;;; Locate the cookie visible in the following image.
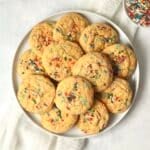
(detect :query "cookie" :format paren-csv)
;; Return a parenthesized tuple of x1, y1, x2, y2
(53, 13, 89, 42)
(101, 78, 133, 113)
(42, 41, 83, 81)
(41, 106, 78, 133)
(79, 23, 119, 53)
(77, 100, 109, 134)
(55, 76, 94, 115)
(29, 22, 55, 56)
(103, 44, 130, 78)
(17, 49, 45, 77)
(126, 46, 137, 77)
(17, 75, 55, 113)
(72, 52, 113, 92)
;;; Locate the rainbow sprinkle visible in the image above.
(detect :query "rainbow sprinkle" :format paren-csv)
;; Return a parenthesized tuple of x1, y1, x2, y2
(125, 0, 150, 27)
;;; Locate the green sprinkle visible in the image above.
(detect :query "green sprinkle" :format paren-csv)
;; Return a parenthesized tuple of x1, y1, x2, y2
(104, 93, 114, 103)
(21, 94, 25, 99)
(89, 109, 95, 113)
(83, 34, 88, 43)
(56, 110, 62, 118)
(118, 50, 124, 54)
(57, 92, 62, 96)
(64, 56, 67, 61)
(32, 99, 36, 104)
(28, 59, 42, 72)
(56, 28, 61, 32)
(107, 93, 113, 99)
(104, 70, 108, 73)
(37, 45, 41, 49)
(55, 118, 59, 122)
(115, 44, 120, 49)
(66, 33, 73, 41)
(80, 96, 88, 106)
(73, 82, 78, 91)
(94, 74, 100, 79)
(61, 96, 66, 103)
(118, 109, 122, 112)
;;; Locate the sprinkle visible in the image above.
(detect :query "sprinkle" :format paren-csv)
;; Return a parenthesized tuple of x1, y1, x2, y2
(80, 97, 88, 106)
(24, 88, 28, 93)
(106, 93, 113, 99)
(83, 34, 88, 43)
(43, 103, 48, 107)
(66, 106, 70, 110)
(56, 110, 62, 118)
(64, 56, 67, 61)
(56, 28, 62, 33)
(73, 82, 78, 91)
(104, 93, 114, 103)
(66, 33, 73, 41)
(67, 93, 76, 102)
(28, 59, 44, 72)
(89, 43, 94, 48)
(57, 92, 62, 96)
(32, 99, 37, 104)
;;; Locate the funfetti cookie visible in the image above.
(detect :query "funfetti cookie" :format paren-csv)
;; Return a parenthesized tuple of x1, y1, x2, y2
(79, 23, 119, 53)
(77, 100, 109, 134)
(17, 49, 45, 77)
(41, 106, 78, 133)
(17, 75, 55, 113)
(55, 76, 94, 115)
(42, 41, 83, 81)
(53, 13, 89, 42)
(29, 22, 55, 56)
(101, 77, 133, 113)
(72, 52, 113, 92)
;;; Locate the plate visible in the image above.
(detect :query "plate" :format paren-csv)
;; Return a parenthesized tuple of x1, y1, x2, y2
(12, 10, 140, 139)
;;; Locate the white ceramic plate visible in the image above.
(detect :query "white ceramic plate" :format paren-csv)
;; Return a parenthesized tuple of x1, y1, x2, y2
(12, 10, 140, 139)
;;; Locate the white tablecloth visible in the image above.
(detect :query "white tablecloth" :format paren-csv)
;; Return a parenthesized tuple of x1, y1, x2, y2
(0, 0, 150, 150)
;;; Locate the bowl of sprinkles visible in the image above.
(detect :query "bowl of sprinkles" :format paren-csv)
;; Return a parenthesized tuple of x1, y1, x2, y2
(124, 0, 150, 27)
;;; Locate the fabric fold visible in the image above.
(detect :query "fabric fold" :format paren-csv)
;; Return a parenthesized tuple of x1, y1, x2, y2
(56, 138, 86, 150)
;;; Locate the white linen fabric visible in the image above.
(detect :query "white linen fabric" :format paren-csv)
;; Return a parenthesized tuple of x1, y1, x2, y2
(1, 0, 149, 150)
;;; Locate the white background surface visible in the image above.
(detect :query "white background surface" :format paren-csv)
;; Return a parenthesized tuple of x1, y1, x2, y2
(0, 0, 150, 150)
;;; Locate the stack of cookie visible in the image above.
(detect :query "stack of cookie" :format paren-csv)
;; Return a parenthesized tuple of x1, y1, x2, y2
(17, 13, 137, 135)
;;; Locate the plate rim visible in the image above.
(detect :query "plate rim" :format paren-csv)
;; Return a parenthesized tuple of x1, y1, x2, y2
(11, 9, 140, 139)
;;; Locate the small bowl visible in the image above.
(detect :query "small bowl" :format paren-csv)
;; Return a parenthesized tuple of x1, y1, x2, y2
(123, 0, 150, 28)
